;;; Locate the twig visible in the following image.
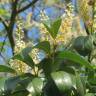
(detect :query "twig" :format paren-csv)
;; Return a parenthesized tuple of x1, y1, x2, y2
(0, 16, 8, 31)
(0, 35, 7, 63)
(17, 0, 39, 14)
(53, 4, 65, 9)
(0, 53, 7, 63)
(0, 34, 7, 53)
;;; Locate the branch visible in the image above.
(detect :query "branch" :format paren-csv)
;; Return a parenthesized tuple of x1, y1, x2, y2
(53, 4, 65, 9)
(7, 0, 18, 55)
(0, 35, 7, 63)
(17, 0, 39, 14)
(6, 0, 39, 54)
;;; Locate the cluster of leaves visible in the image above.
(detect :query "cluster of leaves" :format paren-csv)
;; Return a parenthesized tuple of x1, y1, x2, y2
(0, 18, 95, 96)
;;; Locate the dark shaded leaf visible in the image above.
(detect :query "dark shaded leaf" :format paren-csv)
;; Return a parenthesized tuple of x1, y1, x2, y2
(0, 65, 16, 73)
(73, 36, 93, 56)
(34, 41, 51, 54)
(43, 79, 61, 96)
(39, 58, 53, 79)
(57, 51, 93, 69)
(4, 73, 34, 92)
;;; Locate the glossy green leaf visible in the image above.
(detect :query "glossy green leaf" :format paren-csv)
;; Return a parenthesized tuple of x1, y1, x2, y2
(76, 73, 85, 96)
(51, 71, 73, 93)
(0, 65, 16, 73)
(32, 78, 43, 95)
(44, 18, 62, 39)
(0, 77, 7, 91)
(57, 51, 93, 69)
(27, 82, 36, 96)
(27, 77, 43, 96)
(51, 18, 62, 39)
(5, 73, 34, 92)
(34, 41, 51, 54)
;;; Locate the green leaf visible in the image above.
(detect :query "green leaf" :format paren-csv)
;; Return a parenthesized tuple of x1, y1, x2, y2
(32, 78, 43, 95)
(0, 65, 16, 73)
(34, 41, 51, 54)
(57, 51, 93, 69)
(10, 89, 29, 96)
(13, 41, 50, 68)
(84, 36, 93, 52)
(13, 46, 35, 68)
(51, 71, 73, 93)
(73, 36, 85, 51)
(21, 47, 35, 67)
(44, 79, 61, 96)
(44, 18, 62, 39)
(0, 9, 8, 16)
(85, 93, 95, 96)
(27, 78, 43, 96)
(76, 73, 85, 96)
(43, 23, 52, 35)
(87, 70, 96, 85)
(39, 58, 53, 79)
(5, 73, 34, 92)
(0, 9, 10, 19)
(39, 54, 64, 79)
(73, 36, 93, 56)
(51, 18, 62, 39)
(27, 82, 36, 96)
(0, 77, 7, 91)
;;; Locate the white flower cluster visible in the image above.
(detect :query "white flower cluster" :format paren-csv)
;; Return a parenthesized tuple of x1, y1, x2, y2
(9, 20, 29, 74)
(29, 48, 40, 64)
(9, 59, 30, 74)
(14, 20, 26, 54)
(39, 10, 49, 22)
